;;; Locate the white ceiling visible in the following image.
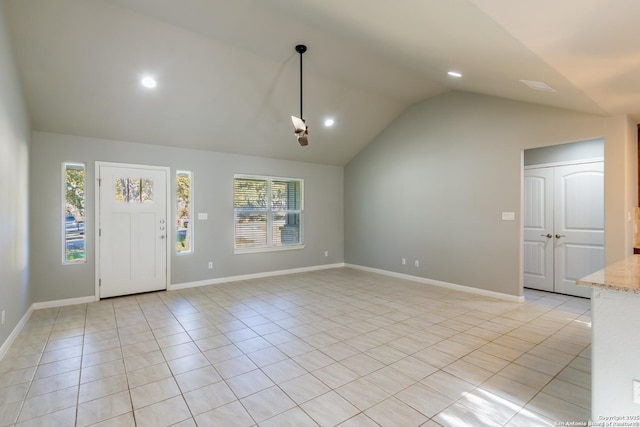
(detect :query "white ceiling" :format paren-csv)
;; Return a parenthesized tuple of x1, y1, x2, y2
(4, 0, 639, 165)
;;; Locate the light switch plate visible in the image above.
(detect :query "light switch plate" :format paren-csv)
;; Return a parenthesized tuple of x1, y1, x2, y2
(197, 213, 208, 220)
(502, 212, 515, 221)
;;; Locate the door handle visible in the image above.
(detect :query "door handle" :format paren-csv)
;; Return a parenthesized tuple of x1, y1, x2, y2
(540, 234, 552, 238)
(160, 235, 165, 239)
(555, 234, 566, 239)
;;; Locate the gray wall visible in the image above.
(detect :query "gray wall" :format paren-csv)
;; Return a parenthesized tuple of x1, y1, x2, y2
(0, 3, 31, 347)
(344, 91, 635, 297)
(30, 132, 344, 302)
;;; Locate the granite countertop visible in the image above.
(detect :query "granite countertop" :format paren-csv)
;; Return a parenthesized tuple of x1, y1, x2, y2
(577, 255, 640, 294)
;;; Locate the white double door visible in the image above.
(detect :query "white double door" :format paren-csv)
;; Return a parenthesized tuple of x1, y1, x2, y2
(97, 163, 169, 298)
(523, 162, 604, 298)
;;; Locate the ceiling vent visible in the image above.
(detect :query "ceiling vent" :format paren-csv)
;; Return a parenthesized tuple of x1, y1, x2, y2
(520, 80, 556, 92)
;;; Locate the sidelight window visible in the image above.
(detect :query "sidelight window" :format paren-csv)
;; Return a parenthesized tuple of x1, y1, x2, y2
(63, 162, 86, 264)
(176, 171, 192, 253)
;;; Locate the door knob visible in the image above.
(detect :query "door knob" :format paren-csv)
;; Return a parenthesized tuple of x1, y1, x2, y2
(540, 234, 552, 238)
(160, 235, 165, 239)
(555, 234, 566, 238)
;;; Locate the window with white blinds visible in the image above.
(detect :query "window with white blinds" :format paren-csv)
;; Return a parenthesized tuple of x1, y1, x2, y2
(234, 175, 303, 251)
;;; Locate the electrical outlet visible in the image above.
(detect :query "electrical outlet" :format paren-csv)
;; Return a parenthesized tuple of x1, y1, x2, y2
(402, 258, 406, 265)
(633, 379, 640, 404)
(414, 260, 420, 267)
(208, 261, 213, 269)
(1, 310, 4, 325)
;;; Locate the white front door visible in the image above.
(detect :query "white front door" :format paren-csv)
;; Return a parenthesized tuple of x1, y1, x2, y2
(97, 163, 169, 298)
(553, 163, 605, 298)
(523, 162, 604, 298)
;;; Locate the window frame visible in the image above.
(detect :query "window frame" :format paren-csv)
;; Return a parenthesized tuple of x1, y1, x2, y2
(176, 170, 193, 255)
(62, 162, 87, 265)
(233, 174, 304, 254)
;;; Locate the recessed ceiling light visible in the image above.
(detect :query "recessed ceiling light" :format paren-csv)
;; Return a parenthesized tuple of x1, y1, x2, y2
(447, 71, 462, 78)
(324, 118, 335, 127)
(140, 75, 157, 89)
(520, 79, 556, 92)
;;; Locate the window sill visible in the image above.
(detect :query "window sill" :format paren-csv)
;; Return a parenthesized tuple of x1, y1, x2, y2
(234, 244, 305, 255)
(63, 260, 87, 265)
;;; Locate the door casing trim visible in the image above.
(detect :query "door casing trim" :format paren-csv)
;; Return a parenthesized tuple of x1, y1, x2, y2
(94, 161, 171, 300)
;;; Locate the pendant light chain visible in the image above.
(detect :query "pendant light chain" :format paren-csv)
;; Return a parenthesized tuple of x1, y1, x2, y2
(295, 44, 307, 121)
(299, 49, 303, 120)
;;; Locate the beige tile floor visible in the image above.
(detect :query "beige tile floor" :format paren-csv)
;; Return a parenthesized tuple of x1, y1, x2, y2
(0, 268, 592, 426)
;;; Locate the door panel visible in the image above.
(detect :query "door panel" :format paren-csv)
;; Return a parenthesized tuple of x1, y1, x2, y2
(132, 212, 158, 279)
(98, 164, 168, 298)
(111, 212, 131, 281)
(554, 163, 604, 298)
(564, 244, 605, 280)
(523, 168, 554, 292)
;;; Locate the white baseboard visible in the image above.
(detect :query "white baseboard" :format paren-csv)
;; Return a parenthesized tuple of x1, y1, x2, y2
(0, 305, 34, 362)
(345, 263, 524, 303)
(169, 263, 347, 291)
(1, 295, 100, 361)
(32, 296, 97, 310)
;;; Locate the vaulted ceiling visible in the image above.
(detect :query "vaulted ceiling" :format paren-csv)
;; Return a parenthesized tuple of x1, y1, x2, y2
(4, 0, 639, 165)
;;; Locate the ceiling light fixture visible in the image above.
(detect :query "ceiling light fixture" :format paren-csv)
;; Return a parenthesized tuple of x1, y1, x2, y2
(324, 118, 334, 127)
(140, 75, 157, 89)
(447, 71, 462, 78)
